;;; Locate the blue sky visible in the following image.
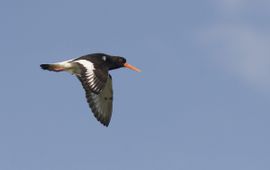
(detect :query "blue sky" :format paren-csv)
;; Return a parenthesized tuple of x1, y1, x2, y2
(1, 0, 270, 169)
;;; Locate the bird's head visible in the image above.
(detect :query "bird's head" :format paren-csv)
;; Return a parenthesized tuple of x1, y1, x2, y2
(106, 55, 141, 72)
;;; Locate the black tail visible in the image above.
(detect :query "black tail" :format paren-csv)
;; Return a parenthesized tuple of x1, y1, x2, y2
(40, 64, 65, 72)
(40, 64, 51, 70)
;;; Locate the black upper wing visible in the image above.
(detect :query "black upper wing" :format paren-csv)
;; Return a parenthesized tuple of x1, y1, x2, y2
(84, 75, 113, 126)
(74, 59, 108, 94)
(72, 58, 113, 126)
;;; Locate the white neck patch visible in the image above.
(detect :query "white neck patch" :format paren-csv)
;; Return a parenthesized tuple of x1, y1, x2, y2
(102, 56, 107, 61)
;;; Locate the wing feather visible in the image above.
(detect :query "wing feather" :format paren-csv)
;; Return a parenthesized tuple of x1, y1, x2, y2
(74, 59, 108, 94)
(83, 75, 113, 126)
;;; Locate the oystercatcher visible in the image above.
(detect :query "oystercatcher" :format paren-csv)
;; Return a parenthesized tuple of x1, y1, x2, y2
(40, 53, 141, 126)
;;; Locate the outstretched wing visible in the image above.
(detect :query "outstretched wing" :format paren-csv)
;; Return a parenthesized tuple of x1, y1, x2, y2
(74, 59, 108, 94)
(81, 75, 113, 126)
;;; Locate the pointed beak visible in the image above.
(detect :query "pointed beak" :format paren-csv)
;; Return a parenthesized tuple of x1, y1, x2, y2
(124, 63, 141, 72)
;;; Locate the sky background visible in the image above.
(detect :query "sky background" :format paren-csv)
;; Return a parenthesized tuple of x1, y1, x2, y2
(0, 0, 270, 169)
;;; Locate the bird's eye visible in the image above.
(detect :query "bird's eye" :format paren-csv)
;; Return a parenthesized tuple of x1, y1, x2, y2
(120, 57, 126, 63)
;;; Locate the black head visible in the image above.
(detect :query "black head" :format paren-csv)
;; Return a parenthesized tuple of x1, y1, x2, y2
(107, 56, 127, 70)
(78, 53, 141, 72)
(107, 55, 141, 72)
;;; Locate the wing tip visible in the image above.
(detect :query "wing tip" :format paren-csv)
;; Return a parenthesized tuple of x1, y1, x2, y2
(90, 107, 111, 127)
(101, 121, 110, 127)
(96, 115, 111, 127)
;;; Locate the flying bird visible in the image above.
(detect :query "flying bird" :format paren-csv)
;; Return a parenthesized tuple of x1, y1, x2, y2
(40, 53, 141, 126)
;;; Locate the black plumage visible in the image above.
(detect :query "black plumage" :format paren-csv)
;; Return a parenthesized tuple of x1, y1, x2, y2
(40, 53, 140, 126)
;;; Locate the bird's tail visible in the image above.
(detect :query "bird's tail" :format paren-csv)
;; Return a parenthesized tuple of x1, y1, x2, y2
(40, 64, 65, 72)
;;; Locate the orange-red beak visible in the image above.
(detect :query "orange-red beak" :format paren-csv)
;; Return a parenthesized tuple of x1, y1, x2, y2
(124, 63, 141, 72)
